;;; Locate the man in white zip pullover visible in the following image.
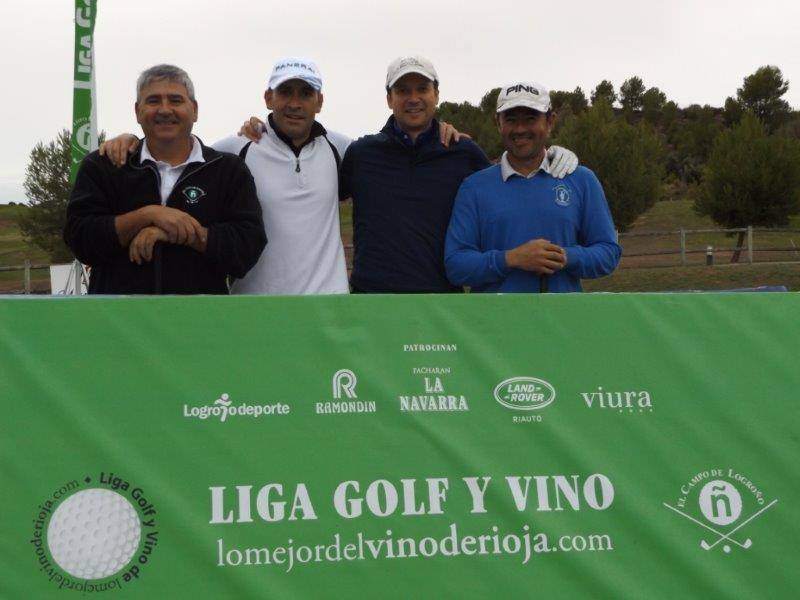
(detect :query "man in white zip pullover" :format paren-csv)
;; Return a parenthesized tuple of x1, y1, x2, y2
(102, 57, 350, 295)
(214, 58, 350, 294)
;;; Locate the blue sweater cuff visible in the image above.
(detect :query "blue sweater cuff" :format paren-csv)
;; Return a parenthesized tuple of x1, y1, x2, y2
(493, 249, 511, 277)
(564, 245, 583, 274)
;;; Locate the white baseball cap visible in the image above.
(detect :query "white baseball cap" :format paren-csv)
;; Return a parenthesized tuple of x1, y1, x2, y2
(268, 57, 322, 91)
(496, 81, 551, 113)
(386, 56, 438, 89)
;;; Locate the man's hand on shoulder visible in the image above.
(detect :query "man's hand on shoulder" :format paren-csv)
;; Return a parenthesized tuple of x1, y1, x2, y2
(547, 146, 578, 179)
(100, 133, 140, 167)
(505, 239, 567, 274)
(439, 121, 472, 148)
(238, 117, 266, 142)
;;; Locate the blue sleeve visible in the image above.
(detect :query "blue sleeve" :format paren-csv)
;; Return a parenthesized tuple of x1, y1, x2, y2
(445, 180, 509, 287)
(563, 169, 621, 278)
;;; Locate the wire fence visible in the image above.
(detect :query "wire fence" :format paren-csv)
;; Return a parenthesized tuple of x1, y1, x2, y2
(0, 261, 50, 294)
(4, 226, 800, 293)
(617, 226, 800, 268)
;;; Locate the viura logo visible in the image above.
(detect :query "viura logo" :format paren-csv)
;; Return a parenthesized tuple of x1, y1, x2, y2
(580, 386, 653, 413)
(663, 468, 778, 553)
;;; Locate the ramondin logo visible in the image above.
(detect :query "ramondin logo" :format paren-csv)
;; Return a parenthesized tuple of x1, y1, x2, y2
(663, 468, 778, 553)
(332, 369, 357, 399)
(493, 377, 556, 411)
(31, 472, 159, 592)
(183, 392, 290, 422)
(317, 369, 376, 415)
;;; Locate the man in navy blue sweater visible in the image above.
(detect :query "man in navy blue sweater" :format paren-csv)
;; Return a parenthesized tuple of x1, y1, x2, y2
(340, 57, 579, 293)
(445, 81, 621, 293)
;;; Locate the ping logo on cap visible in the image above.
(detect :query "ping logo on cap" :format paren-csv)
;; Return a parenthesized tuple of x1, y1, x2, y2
(506, 84, 540, 95)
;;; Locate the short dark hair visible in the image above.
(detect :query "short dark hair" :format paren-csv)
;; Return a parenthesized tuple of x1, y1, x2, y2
(386, 79, 439, 94)
(136, 64, 195, 102)
(497, 108, 553, 120)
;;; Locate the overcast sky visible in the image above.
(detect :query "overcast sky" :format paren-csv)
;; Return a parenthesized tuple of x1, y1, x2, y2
(1, 0, 798, 204)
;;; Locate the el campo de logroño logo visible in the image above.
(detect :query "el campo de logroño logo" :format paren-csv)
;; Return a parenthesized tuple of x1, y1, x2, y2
(31, 471, 159, 592)
(663, 468, 778, 553)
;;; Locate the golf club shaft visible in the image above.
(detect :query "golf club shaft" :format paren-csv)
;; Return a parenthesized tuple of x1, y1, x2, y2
(663, 503, 747, 548)
(706, 499, 778, 550)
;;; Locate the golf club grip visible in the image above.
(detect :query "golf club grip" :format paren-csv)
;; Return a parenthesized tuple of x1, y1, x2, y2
(540, 275, 549, 294)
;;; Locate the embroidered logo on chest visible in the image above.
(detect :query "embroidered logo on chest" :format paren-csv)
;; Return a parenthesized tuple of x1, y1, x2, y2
(553, 184, 571, 207)
(182, 186, 206, 205)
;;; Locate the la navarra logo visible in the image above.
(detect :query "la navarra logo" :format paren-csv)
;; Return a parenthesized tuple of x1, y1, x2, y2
(31, 471, 159, 593)
(664, 468, 778, 554)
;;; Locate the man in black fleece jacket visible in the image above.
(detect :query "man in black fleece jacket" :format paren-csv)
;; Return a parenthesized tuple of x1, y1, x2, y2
(64, 64, 266, 294)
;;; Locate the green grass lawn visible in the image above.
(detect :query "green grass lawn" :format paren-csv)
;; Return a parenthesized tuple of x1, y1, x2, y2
(619, 199, 800, 268)
(0, 205, 51, 292)
(584, 263, 800, 292)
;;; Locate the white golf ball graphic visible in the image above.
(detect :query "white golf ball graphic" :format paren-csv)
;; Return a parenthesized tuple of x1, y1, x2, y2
(47, 488, 141, 579)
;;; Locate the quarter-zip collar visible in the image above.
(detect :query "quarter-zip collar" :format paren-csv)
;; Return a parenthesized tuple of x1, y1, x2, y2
(267, 113, 328, 157)
(382, 116, 439, 149)
(389, 116, 435, 147)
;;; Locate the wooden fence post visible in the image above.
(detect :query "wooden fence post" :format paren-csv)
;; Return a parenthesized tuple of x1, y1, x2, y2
(24, 259, 31, 294)
(680, 229, 686, 266)
(747, 226, 753, 264)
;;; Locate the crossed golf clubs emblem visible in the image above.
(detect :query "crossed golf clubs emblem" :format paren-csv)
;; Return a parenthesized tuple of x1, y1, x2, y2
(663, 499, 778, 553)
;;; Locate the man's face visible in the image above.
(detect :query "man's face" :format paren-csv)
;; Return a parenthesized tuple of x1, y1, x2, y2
(496, 107, 555, 162)
(386, 73, 439, 135)
(135, 79, 197, 144)
(265, 80, 323, 145)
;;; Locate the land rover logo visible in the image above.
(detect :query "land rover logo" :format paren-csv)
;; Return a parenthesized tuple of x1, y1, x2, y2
(493, 377, 556, 411)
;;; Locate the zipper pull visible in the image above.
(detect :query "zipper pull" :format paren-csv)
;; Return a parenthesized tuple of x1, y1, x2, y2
(295, 158, 301, 173)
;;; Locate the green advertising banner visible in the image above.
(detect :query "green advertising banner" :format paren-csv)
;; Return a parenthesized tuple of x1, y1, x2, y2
(70, 0, 98, 183)
(1, 294, 798, 598)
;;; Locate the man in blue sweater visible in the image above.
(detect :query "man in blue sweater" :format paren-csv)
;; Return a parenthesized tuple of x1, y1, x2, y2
(445, 81, 621, 293)
(340, 58, 579, 293)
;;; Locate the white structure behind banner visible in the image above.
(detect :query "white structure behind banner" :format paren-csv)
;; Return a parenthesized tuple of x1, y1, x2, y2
(50, 262, 89, 295)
